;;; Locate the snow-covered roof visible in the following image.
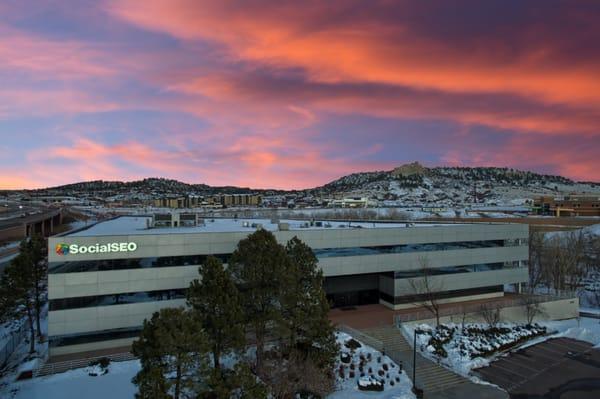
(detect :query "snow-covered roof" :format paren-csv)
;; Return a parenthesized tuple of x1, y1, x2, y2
(65, 216, 466, 237)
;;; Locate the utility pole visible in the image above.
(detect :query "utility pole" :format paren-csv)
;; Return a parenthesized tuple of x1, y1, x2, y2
(413, 329, 417, 387)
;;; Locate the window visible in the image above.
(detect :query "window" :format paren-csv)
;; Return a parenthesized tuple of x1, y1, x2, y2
(49, 289, 187, 311)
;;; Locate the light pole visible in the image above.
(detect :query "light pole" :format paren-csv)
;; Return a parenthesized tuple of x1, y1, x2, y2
(413, 329, 417, 388)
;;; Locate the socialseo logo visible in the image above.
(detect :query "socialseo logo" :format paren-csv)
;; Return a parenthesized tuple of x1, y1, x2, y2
(55, 243, 70, 255)
(55, 242, 138, 255)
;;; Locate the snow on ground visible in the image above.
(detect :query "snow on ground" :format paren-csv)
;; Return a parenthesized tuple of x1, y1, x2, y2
(402, 323, 547, 377)
(330, 332, 415, 399)
(402, 317, 600, 380)
(3, 360, 140, 399)
(582, 223, 600, 236)
(3, 330, 414, 399)
(542, 317, 600, 348)
(0, 241, 20, 251)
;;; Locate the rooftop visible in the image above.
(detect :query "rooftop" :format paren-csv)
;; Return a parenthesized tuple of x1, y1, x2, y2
(65, 216, 465, 237)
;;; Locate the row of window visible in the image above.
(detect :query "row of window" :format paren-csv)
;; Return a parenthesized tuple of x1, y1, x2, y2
(49, 289, 186, 311)
(49, 327, 142, 348)
(48, 261, 518, 311)
(312, 240, 506, 258)
(49, 253, 230, 274)
(49, 239, 514, 274)
(390, 262, 511, 279)
(379, 285, 503, 305)
(49, 285, 505, 348)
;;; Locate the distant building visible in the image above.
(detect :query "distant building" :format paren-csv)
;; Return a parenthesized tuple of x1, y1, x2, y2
(328, 197, 378, 208)
(152, 194, 261, 209)
(532, 195, 600, 217)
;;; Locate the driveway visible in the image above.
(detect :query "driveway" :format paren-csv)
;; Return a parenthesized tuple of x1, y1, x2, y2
(475, 337, 600, 399)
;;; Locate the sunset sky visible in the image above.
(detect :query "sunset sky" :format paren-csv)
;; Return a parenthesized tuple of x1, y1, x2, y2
(1, 0, 599, 189)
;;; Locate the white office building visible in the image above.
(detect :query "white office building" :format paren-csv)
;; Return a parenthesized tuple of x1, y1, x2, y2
(47, 216, 529, 356)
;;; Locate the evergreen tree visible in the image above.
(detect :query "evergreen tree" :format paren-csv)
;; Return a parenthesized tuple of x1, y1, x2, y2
(0, 251, 35, 353)
(132, 308, 209, 399)
(228, 229, 289, 372)
(283, 237, 338, 371)
(26, 234, 47, 339)
(187, 256, 245, 373)
(199, 363, 267, 399)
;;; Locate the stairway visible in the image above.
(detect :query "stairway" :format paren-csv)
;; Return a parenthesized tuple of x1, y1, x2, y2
(360, 325, 467, 395)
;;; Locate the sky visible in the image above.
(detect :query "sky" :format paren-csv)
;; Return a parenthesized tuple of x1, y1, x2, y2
(0, 0, 599, 190)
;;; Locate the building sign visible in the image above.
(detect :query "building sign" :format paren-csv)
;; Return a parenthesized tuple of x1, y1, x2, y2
(55, 242, 138, 255)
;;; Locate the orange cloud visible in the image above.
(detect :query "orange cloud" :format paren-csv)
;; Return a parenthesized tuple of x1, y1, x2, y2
(108, 0, 600, 111)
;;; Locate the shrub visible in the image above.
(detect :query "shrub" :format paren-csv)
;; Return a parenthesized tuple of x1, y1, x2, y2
(344, 338, 362, 350)
(357, 377, 384, 392)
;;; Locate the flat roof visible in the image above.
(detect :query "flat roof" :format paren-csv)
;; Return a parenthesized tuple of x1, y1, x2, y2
(65, 216, 467, 237)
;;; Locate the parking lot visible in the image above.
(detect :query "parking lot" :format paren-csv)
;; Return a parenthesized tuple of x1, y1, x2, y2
(475, 337, 600, 398)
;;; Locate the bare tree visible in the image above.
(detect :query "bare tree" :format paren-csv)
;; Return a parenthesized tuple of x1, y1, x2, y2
(408, 257, 443, 326)
(528, 230, 545, 292)
(479, 303, 501, 328)
(520, 296, 545, 326)
(539, 230, 588, 295)
(456, 305, 470, 331)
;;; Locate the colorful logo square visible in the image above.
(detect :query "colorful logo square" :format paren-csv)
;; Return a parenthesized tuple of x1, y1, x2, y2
(55, 243, 70, 255)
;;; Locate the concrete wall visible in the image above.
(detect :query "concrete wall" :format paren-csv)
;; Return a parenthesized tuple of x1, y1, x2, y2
(49, 299, 186, 337)
(403, 297, 580, 326)
(381, 291, 504, 310)
(48, 265, 199, 299)
(48, 223, 528, 263)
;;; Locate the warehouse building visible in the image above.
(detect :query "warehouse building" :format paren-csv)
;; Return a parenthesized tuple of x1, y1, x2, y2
(47, 217, 529, 356)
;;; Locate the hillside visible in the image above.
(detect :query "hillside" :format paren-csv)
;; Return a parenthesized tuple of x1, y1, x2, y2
(4, 164, 599, 207)
(306, 163, 599, 206)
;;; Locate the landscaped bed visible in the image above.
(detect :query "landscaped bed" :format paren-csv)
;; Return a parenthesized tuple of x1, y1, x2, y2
(331, 332, 415, 398)
(411, 323, 548, 375)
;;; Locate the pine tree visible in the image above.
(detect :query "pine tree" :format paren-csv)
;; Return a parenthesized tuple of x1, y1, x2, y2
(200, 363, 267, 399)
(26, 234, 47, 340)
(283, 237, 338, 372)
(187, 256, 245, 373)
(0, 247, 38, 353)
(132, 308, 209, 399)
(228, 229, 289, 372)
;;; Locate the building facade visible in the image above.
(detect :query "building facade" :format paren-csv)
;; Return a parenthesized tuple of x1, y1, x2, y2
(533, 195, 600, 217)
(47, 217, 528, 356)
(152, 194, 261, 209)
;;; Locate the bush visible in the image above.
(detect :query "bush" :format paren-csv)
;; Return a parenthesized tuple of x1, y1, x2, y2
(344, 338, 362, 350)
(340, 353, 351, 364)
(86, 357, 110, 377)
(357, 377, 384, 392)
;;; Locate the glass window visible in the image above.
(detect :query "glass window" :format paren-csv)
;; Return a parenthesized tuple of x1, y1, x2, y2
(49, 288, 187, 311)
(313, 240, 505, 259)
(49, 253, 230, 274)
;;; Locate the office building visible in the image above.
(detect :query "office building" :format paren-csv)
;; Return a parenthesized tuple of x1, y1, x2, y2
(47, 217, 529, 356)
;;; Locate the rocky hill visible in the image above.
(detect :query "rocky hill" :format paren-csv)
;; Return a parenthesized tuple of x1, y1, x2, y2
(6, 164, 600, 207)
(306, 163, 599, 206)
